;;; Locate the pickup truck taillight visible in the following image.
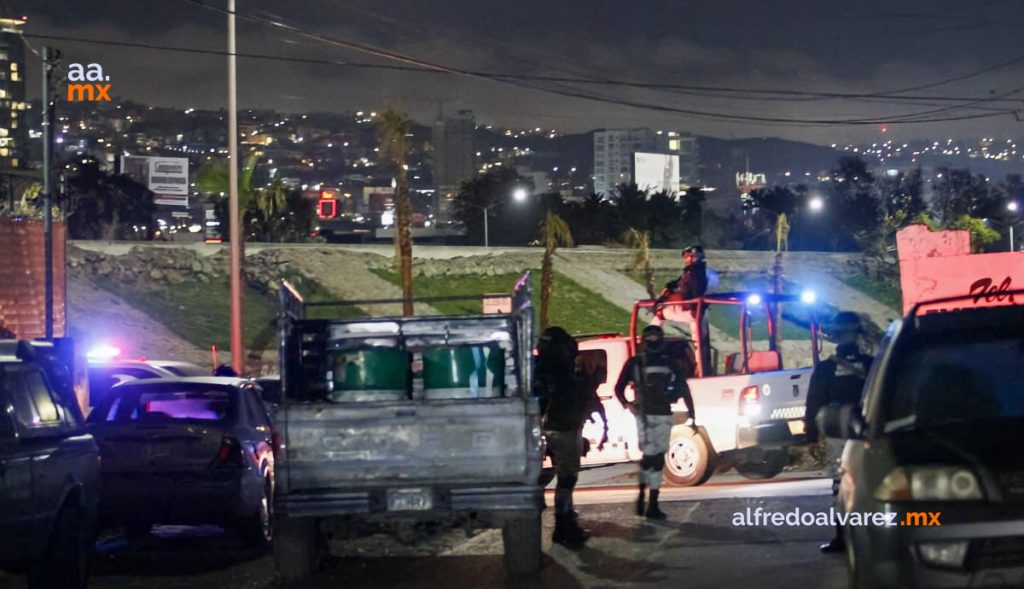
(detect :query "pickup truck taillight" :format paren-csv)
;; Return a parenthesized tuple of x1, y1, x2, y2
(740, 385, 762, 417)
(211, 437, 246, 469)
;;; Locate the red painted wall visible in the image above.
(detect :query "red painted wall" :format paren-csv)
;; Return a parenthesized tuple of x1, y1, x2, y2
(897, 224, 1022, 314)
(0, 217, 67, 338)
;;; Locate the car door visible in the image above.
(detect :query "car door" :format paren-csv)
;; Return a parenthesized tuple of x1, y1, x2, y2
(0, 369, 35, 562)
(13, 368, 90, 537)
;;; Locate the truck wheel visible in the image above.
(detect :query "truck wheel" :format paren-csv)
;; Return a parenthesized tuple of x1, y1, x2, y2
(735, 449, 788, 480)
(502, 512, 541, 576)
(274, 516, 320, 584)
(28, 505, 89, 589)
(664, 426, 714, 487)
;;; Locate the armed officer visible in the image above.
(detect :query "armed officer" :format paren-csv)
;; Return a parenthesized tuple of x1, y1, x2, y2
(614, 325, 696, 520)
(805, 311, 873, 553)
(535, 326, 607, 548)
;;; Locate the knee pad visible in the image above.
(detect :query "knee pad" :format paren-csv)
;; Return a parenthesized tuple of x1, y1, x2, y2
(556, 475, 578, 490)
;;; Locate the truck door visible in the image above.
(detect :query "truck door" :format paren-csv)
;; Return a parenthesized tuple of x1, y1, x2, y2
(0, 370, 42, 562)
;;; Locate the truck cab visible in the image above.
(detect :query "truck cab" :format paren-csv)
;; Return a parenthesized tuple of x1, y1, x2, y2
(271, 274, 543, 582)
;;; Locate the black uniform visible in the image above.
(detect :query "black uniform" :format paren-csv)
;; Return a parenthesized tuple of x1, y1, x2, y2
(664, 260, 708, 301)
(804, 344, 873, 440)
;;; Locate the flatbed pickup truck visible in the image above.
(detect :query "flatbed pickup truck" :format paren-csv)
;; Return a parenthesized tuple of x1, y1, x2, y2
(272, 274, 543, 582)
(573, 292, 821, 486)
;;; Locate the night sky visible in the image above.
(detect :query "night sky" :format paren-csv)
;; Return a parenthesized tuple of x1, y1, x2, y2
(12, 0, 1024, 144)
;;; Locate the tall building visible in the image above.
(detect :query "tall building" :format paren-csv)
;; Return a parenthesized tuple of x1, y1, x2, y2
(593, 128, 699, 196)
(0, 13, 24, 169)
(432, 108, 476, 195)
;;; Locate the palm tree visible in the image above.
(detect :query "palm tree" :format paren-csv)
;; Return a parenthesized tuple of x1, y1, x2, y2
(770, 213, 791, 353)
(623, 227, 655, 299)
(378, 109, 414, 316)
(539, 210, 574, 329)
(196, 153, 287, 240)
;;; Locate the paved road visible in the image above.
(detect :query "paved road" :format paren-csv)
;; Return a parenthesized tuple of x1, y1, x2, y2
(1, 475, 845, 589)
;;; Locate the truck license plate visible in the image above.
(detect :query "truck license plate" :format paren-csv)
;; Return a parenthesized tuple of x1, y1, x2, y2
(387, 488, 433, 511)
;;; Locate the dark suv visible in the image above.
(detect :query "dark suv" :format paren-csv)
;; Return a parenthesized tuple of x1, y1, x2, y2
(822, 301, 1024, 588)
(0, 340, 100, 589)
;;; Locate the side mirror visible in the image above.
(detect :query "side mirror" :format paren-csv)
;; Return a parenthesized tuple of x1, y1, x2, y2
(817, 404, 866, 440)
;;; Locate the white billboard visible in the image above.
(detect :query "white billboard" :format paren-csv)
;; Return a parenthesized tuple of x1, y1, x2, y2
(633, 152, 680, 194)
(120, 155, 190, 207)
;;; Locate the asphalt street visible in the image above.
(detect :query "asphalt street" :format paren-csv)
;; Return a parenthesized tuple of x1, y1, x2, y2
(0, 473, 847, 589)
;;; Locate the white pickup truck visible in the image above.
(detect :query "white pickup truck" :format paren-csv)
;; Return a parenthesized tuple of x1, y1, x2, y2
(572, 292, 822, 486)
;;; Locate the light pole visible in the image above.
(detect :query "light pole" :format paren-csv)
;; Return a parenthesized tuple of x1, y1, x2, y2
(1008, 201, 1019, 251)
(227, 0, 243, 372)
(476, 187, 529, 248)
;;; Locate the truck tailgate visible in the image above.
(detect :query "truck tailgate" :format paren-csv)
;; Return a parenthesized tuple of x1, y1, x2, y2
(281, 397, 534, 492)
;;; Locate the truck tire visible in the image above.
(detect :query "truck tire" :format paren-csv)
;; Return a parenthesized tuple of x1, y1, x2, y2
(274, 516, 320, 584)
(735, 449, 788, 480)
(28, 505, 89, 589)
(664, 425, 714, 487)
(502, 512, 541, 576)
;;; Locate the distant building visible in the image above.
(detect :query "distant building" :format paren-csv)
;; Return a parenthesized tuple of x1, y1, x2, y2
(593, 128, 698, 196)
(0, 14, 26, 169)
(432, 109, 476, 195)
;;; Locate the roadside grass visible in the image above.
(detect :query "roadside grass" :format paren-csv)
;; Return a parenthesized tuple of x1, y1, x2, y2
(837, 274, 902, 311)
(92, 270, 360, 352)
(92, 278, 279, 352)
(370, 269, 630, 336)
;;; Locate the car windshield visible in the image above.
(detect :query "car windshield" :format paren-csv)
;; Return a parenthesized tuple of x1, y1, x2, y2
(90, 384, 234, 424)
(883, 334, 1024, 432)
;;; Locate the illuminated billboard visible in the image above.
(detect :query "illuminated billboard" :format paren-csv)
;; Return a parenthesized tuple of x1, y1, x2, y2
(633, 152, 680, 194)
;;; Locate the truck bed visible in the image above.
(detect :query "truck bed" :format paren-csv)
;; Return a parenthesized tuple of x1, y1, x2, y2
(278, 397, 540, 494)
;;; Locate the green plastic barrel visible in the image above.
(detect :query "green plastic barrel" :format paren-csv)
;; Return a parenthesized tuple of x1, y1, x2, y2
(422, 345, 504, 398)
(330, 349, 409, 401)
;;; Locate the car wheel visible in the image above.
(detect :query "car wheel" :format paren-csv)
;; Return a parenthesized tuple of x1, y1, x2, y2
(240, 474, 273, 549)
(846, 528, 878, 589)
(502, 512, 541, 576)
(28, 505, 89, 589)
(663, 426, 714, 486)
(274, 516, 321, 584)
(734, 449, 788, 480)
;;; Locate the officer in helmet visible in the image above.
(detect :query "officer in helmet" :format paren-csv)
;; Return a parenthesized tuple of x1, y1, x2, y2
(660, 245, 708, 303)
(614, 325, 696, 520)
(806, 311, 873, 553)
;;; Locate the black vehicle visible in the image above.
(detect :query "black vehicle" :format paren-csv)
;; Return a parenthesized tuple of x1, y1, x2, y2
(0, 340, 101, 589)
(822, 298, 1024, 588)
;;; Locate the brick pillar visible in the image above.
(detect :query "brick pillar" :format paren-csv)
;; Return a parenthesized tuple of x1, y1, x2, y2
(0, 217, 67, 339)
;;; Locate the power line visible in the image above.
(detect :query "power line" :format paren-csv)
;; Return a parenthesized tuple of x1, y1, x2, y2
(28, 28, 1021, 127)
(27, 32, 1024, 107)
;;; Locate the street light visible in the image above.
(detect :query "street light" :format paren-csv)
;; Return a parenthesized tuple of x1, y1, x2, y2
(471, 187, 530, 247)
(808, 196, 824, 213)
(1009, 201, 1021, 251)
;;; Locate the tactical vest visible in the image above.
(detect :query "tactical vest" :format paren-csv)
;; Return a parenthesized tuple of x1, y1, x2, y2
(635, 354, 676, 416)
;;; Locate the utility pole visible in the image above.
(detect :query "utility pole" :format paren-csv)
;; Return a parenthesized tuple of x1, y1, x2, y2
(227, 0, 244, 372)
(41, 46, 58, 339)
(483, 205, 490, 248)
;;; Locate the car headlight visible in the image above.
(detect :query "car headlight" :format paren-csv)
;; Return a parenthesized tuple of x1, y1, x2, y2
(875, 466, 984, 502)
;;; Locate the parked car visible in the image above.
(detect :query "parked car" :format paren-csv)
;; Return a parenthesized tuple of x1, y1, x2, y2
(0, 339, 101, 589)
(86, 359, 208, 408)
(86, 377, 275, 547)
(822, 301, 1024, 588)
